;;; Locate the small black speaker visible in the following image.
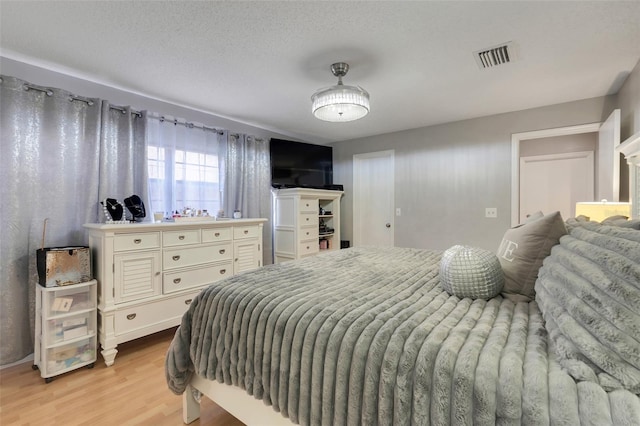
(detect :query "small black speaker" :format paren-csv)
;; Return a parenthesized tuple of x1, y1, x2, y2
(340, 240, 350, 249)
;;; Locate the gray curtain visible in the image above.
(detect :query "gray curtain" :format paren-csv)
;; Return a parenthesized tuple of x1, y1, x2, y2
(221, 134, 273, 264)
(98, 102, 148, 219)
(0, 78, 149, 365)
(0, 76, 101, 364)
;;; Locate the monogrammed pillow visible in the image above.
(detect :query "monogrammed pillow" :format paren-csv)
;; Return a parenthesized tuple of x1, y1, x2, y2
(497, 211, 567, 302)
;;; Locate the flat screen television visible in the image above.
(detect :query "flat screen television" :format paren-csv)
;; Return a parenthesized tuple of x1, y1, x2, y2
(270, 139, 333, 189)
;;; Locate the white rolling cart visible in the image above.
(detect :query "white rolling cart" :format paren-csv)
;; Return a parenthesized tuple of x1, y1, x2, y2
(33, 279, 98, 382)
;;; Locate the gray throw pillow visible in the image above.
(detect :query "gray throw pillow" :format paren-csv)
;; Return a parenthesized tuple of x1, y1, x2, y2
(497, 211, 567, 302)
(440, 245, 504, 300)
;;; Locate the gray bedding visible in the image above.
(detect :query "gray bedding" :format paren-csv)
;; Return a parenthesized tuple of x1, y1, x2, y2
(536, 220, 640, 395)
(166, 238, 640, 424)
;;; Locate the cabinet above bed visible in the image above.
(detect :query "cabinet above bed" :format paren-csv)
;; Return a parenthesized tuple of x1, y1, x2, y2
(84, 219, 266, 366)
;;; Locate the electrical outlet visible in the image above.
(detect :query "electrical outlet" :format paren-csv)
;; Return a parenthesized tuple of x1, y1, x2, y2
(485, 208, 498, 218)
(395, 208, 401, 216)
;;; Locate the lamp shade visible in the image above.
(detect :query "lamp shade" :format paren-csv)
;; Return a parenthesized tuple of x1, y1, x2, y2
(311, 84, 370, 122)
(575, 201, 631, 222)
(311, 62, 370, 122)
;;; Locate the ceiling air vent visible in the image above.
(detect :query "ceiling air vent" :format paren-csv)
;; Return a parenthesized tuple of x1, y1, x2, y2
(474, 42, 517, 69)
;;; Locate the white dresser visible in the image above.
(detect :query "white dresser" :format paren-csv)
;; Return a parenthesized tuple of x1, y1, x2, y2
(84, 219, 266, 366)
(272, 188, 343, 263)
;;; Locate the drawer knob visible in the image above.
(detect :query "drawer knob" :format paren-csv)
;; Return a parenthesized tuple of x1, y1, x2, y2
(133, 239, 142, 244)
(184, 299, 192, 305)
(306, 218, 309, 221)
(219, 249, 226, 254)
(306, 231, 310, 235)
(172, 255, 181, 261)
(220, 269, 226, 274)
(126, 313, 136, 320)
(215, 232, 220, 237)
(244, 230, 249, 234)
(178, 235, 185, 240)
(173, 278, 182, 284)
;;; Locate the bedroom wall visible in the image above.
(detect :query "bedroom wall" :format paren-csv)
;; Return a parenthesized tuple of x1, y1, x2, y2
(0, 56, 293, 141)
(332, 96, 617, 252)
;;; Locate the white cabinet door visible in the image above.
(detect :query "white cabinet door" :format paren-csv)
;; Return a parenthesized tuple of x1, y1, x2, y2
(113, 251, 161, 303)
(234, 240, 261, 274)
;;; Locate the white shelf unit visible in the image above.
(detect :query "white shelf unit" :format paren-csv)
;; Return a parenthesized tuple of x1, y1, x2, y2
(84, 219, 266, 366)
(272, 188, 343, 263)
(34, 279, 97, 382)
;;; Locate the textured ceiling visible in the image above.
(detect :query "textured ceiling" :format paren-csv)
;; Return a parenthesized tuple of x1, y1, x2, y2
(1, 1, 639, 144)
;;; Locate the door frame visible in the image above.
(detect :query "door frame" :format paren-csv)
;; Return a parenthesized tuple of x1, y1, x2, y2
(511, 123, 600, 226)
(353, 150, 395, 247)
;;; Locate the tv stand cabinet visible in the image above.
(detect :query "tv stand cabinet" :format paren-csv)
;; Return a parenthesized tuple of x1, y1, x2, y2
(272, 188, 343, 263)
(84, 219, 266, 366)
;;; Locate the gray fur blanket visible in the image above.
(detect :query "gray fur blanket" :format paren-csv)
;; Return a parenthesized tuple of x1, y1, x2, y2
(166, 246, 640, 425)
(536, 220, 640, 394)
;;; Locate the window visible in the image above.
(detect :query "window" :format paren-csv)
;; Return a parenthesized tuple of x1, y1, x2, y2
(146, 120, 222, 216)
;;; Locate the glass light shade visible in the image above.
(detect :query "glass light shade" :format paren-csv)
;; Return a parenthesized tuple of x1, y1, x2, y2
(311, 84, 370, 122)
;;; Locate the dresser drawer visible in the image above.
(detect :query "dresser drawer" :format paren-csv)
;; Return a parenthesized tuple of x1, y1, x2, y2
(163, 230, 200, 247)
(299, 241, 319, 256)
(163, 262, 231, 294)
(202, 227, 232, 243)
(163, 243, 232, 270)
(300, 213, 319, 227)
(299, 197, 317, 213)
(114, 293, 198, 336)
(114, 233, 160, 252)
(299, 227, 319, 241)
(233, 225, 260, 240)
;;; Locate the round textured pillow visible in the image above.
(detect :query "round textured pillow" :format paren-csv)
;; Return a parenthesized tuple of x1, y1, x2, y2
(440, 245, 504, 299)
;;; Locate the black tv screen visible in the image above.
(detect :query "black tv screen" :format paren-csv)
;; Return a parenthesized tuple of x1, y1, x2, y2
(270, 139, 333, 188)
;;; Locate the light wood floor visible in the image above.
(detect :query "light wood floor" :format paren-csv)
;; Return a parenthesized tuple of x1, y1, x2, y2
(0, 328, 244, 426)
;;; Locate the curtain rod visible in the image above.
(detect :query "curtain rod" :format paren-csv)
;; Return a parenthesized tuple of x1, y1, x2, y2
(229, 133, 265, 142)
(20, 84, 144, 115)
(109, 104, 142, 117)
(21, 83, 100, 107)
(22, 83, 54, 97)
(153, 115, 222, 134)
(15, 80, 264, 141)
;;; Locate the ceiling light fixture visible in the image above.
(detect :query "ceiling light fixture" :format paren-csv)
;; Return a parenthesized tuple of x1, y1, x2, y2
(311, 62, 370, 122)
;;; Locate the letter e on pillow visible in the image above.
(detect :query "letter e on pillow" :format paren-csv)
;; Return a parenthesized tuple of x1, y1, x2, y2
(498, 239, 518, 262)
